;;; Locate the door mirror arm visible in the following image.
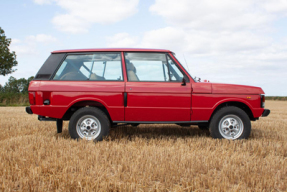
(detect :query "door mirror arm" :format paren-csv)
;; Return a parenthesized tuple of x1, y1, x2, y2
(181, 78, 186, 86)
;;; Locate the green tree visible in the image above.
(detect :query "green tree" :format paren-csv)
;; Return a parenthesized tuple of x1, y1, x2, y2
(3, 76, 34, 93)
(22, 76, 34, 93)
(0, 27, 18, 76)
(3, 76, 19, 92)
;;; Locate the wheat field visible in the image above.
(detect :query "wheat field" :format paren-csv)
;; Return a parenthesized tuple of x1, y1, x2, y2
(0, 101, 286, 191)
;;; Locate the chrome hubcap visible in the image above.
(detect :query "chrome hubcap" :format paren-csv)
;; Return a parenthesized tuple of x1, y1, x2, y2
(76, 115, 101, 140)
(219, 115, 244, 139)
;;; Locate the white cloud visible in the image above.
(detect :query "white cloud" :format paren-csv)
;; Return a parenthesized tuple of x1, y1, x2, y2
(105, 0, 287, 95)
(26, 34, 57, 43)
(33, 0, 53, 4)
(111, 27, 269, 56)
(10, 34, 57, 55)
(149, 0, 287, 31)
(106, 33, 138, 47)
(262, 0, 287, 15)
(34, 0, 139, 34)
(140, 27, 186, 51)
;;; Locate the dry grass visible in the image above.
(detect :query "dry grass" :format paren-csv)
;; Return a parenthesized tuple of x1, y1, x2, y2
(0, 101, 286, 191)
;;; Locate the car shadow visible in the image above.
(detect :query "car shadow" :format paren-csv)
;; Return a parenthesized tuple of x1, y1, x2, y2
(107, 124, 210, 141)
(54, 124, 210, 141)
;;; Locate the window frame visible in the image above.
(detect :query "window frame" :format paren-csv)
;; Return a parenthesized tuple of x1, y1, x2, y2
(124, 52, 190, 83)
(166, 54, 190, 83)
(50, 52, 124, 82)
(170, 53, 193, 83)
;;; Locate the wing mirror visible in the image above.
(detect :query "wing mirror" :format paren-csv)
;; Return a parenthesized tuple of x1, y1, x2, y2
(181, 77, 186, 86)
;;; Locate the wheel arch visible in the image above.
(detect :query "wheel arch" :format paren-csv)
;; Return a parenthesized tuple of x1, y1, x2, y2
(210, 100, 255, 122)
(62, 98, 112, 122)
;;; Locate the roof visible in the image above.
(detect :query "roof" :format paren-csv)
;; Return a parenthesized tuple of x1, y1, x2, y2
(52, 48, 172, 54)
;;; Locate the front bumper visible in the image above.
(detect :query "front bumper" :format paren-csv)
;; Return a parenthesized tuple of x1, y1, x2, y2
(26, 106, 33, 114)
(262, 109, 270, 117)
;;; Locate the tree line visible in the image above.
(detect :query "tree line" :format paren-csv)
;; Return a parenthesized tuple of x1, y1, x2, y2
(0, 76, 34, 106)
(0, 26, 30, 105)
(0, 76, 34, 93)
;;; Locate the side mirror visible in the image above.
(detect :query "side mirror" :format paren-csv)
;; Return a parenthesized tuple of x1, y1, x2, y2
(181, 78, 186, 86)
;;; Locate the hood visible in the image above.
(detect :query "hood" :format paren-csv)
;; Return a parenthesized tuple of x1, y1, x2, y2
(211, 83, 264, 95)
(192, 82, 264, 95)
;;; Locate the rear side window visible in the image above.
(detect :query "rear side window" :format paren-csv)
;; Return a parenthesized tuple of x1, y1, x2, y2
(53, 53, 123, 81)
(35, 53, 66, 80)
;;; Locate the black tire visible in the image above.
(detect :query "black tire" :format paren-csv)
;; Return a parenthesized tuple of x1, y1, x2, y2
(69, 107, 110, 141)
(198, 124, 209, 130)
(131, 123, 140, 127)
(209, 106, 251, 140)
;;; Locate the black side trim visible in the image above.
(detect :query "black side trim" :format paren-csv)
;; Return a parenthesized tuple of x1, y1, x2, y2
(262, 109, 270, 117)
(113, 121, 208, 124)
(26, 107, 33, 114)
(124, 92, 127, 107)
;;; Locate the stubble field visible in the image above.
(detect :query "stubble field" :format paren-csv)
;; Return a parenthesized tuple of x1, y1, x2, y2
(0, 101, 286, 191)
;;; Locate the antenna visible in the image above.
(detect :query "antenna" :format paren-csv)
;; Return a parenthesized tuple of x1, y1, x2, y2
(183, 53, 190, 73)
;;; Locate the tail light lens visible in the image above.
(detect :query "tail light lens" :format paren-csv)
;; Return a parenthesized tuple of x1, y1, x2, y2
(29, 92, 36, 105)
(261, 95, 265, 108)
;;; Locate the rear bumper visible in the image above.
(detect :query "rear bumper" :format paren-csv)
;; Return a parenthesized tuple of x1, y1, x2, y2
(262, 109, 270, 117)
(26, 106, 33, 114)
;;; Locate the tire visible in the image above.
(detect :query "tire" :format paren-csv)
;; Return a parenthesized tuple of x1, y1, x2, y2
(209, 106, 251, 140)
(198, 124, 209, 130)
(69, 107, 110, 141)
(131, 123, 140, 127)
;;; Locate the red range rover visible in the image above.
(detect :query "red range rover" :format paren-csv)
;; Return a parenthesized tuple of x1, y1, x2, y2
(26, 48, 270, 140)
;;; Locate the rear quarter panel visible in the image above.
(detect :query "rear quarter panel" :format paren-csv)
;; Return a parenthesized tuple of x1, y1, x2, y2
(29, 81, 125, 120)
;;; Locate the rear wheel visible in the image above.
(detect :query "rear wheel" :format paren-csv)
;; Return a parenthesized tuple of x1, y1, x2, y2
(209, 106, 251, 140)
(69, 107, 110, 141)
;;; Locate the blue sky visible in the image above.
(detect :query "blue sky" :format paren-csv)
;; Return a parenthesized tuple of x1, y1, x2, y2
(1, 0, 287, 96)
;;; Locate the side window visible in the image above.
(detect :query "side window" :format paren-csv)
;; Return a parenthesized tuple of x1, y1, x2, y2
(53, 53, 123, 81)
(124, 53, 169, 81)
(167, 55, 184, 82)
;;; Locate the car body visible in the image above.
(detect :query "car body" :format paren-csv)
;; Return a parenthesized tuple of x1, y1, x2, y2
(26, 48, 270, 140)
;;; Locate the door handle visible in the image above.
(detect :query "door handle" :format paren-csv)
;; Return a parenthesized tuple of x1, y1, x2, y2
(124, 92, 127, 107)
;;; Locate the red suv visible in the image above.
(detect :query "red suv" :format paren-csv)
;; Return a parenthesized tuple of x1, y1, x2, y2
(26, 48, 270, 140)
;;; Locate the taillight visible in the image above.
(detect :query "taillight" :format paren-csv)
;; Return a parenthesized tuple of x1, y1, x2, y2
(261, 95, 265, 108)
(29, 92, 36, 105)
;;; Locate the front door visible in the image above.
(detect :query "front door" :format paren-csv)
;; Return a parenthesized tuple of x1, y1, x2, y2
(124, 52, 192, 122)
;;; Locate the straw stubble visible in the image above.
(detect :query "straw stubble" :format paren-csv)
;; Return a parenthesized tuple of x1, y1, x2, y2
(0, 101, 286, 191)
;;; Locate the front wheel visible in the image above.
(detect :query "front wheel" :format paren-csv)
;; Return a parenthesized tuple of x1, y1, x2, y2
(209, 106, 251, 140)
(69, 107, 110, 141)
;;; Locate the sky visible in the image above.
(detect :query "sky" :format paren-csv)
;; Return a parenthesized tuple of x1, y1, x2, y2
(0, 0, 287, 96)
